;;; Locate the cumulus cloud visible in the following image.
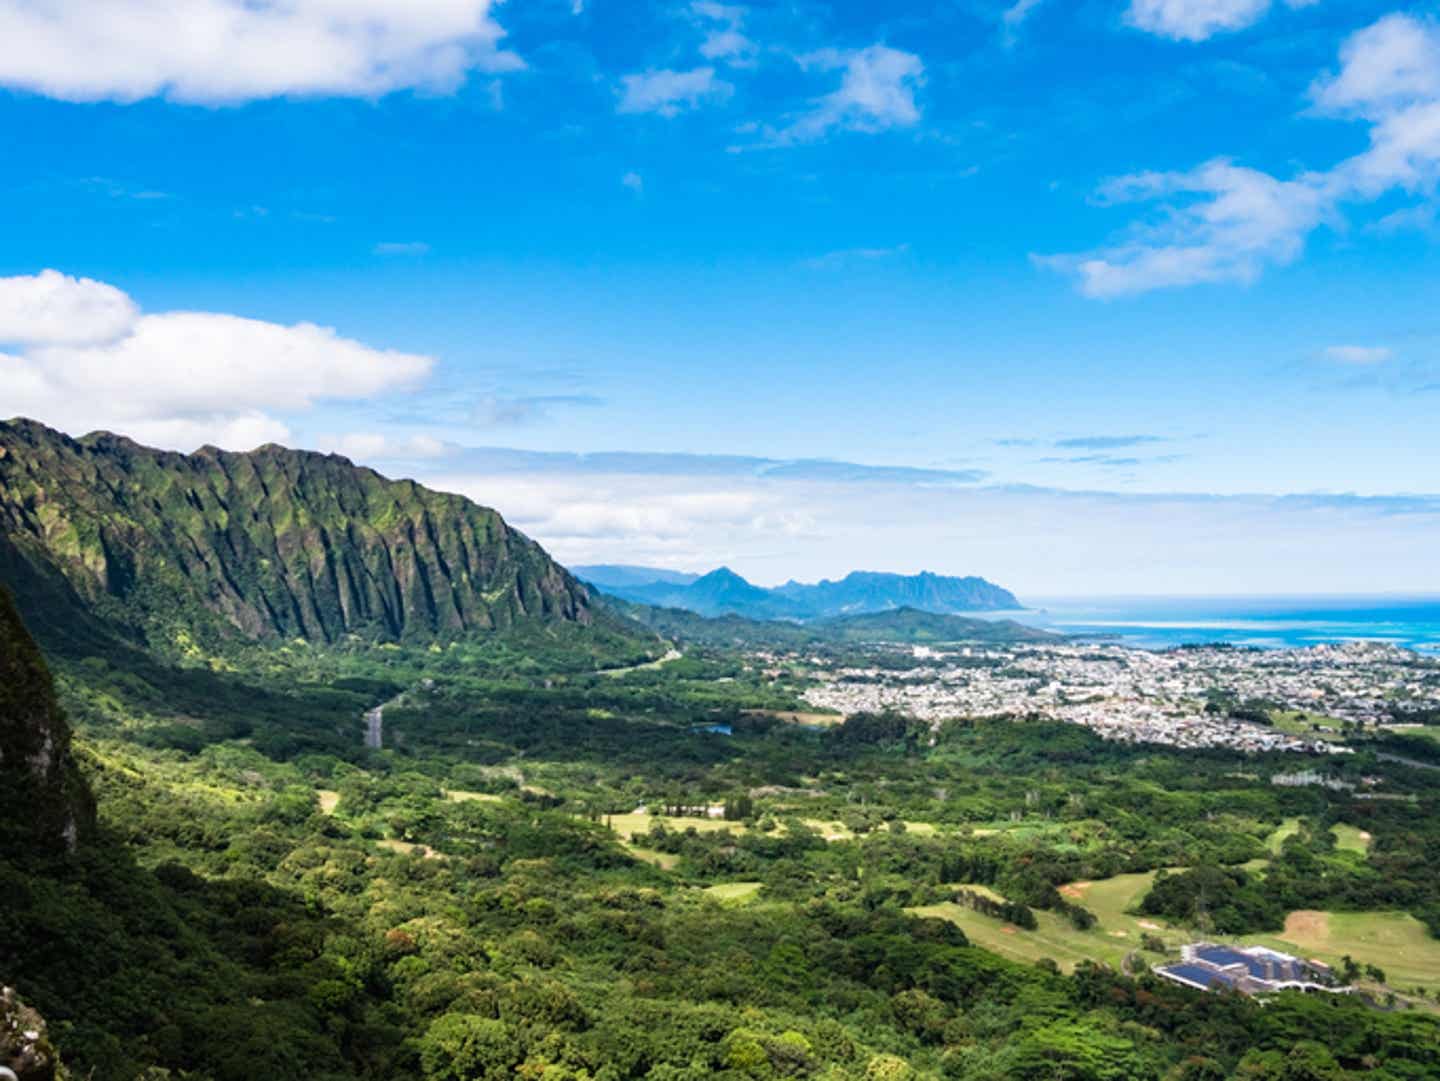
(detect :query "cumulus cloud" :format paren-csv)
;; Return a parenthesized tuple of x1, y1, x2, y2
(621, 171, 644, 194)
(1310, 13, 1440, 114)
(1323, 344, 1393, 364)
(0, 269, 139, 346)
(0, 270, 433, 450)
(617, 67, 732, 116)
(0, 0, 521, 105)
(1125, 0, 1273, 42)
(1042, 14, 1440, 297)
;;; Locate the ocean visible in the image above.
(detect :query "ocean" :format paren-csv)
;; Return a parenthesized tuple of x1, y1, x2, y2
(1011, 596, 1440, 654)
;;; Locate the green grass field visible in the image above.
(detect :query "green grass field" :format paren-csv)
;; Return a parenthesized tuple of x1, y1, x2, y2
(1331, 823, 1373, 854)
(1266, 817, 1303, 853)
(623, 843, 680, 870)
(913, 868, 1440, 993)
(444, 789, 503, 803)
(1252, 911, 1440, 992)
(911, 872, 1181, 972)
(605, 812, 747, 840)
(703, 882, 764, 904)
(1269, 710, 1347, 742)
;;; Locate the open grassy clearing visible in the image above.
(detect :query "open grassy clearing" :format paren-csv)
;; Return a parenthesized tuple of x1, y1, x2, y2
(799, 818, 940, 841)
(910, 901, 1149, 971)
(596, 648, 683, 677)
(316, 789, 340, 814)
(742, 709, 844, 726)
(604, 812, 748, 840)
(1269, 710, 1348, 742)
(443, 789, 503, 803)
(703, 881, 764, 904)
(623, 844, 681, 870)
(1332, 823, 1373, 854)
(912, 872, 1182, 973)
(915, 869, 1440, 993)
(1266, 817, 1304, 853)
(376, 838, 443, 859)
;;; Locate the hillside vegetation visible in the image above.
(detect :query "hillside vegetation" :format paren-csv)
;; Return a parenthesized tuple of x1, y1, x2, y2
(0, 418, 604, 651)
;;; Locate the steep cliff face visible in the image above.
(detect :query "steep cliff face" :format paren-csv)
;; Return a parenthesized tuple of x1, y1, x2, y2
(0, 419, 594, 647)
(0, 588, 94, 853)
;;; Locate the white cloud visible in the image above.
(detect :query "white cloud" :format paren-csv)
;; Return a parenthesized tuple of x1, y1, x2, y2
(406, 454, 1440, 594)
(1124, 0, 1305, 42)
(1036, 160, 1329, 297)
(761, 45, 924, 145)
(621, 171, 644, 194)
(1126, 0, 1269, 42)
(1323, 344, 1392, 364)
(0, 269, 139, 346)
(1002, 0, 1048, 44)
(1043, 14, 1440, 297)
(0, 270, 433, 450)
(692, 2, 757, 64)
(617, 67, 732, 117)
(1311, 14, 1440, 115)
(0, 0, 521, 105)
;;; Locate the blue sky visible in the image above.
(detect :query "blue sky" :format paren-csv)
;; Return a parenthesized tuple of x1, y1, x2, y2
(1, 0, 1437, 593)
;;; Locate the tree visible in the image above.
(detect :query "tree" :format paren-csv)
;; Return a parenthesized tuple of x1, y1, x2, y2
(419, 1014, 520, 1081)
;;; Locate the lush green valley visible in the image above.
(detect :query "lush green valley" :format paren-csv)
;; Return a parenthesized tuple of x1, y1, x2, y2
(3, 429, 1440, 1081)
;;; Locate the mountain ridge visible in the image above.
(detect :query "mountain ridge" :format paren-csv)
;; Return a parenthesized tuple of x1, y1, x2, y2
(587, 563, 1020, 621)
(0, 418, 600, 651)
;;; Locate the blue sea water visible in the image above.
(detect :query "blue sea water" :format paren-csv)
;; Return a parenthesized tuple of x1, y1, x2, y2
(1010, 596, 1440, 654)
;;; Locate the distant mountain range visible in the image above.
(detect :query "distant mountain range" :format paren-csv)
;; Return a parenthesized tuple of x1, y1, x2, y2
(601, 596, 1057, 648)
(574, 564, 1021, 621)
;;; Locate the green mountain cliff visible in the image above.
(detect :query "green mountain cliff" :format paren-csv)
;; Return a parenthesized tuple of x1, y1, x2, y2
(0, 419, 597, 649)
(0, 587, 94, 853)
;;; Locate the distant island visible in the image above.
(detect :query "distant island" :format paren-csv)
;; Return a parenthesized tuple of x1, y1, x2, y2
(572, 564, 1020, 621)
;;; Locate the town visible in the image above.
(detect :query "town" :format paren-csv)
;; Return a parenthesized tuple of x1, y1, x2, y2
(793, 639, 1439, 755)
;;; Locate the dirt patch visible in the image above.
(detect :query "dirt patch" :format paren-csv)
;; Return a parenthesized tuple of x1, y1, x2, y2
(1060, 882, 1093, 900)
(1283, 910, 1330, 943)
(1138, 920, 1162, 930)
(1001, 925, 1018, 935)
(1109, 931, 1128, 938)
(1360, 831, 1373, 842)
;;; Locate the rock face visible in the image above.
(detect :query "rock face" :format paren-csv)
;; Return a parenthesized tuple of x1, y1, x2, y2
(0, 418, 594, 647)
(0, 987, 66, 1081)
(0, 588, 93, 853)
